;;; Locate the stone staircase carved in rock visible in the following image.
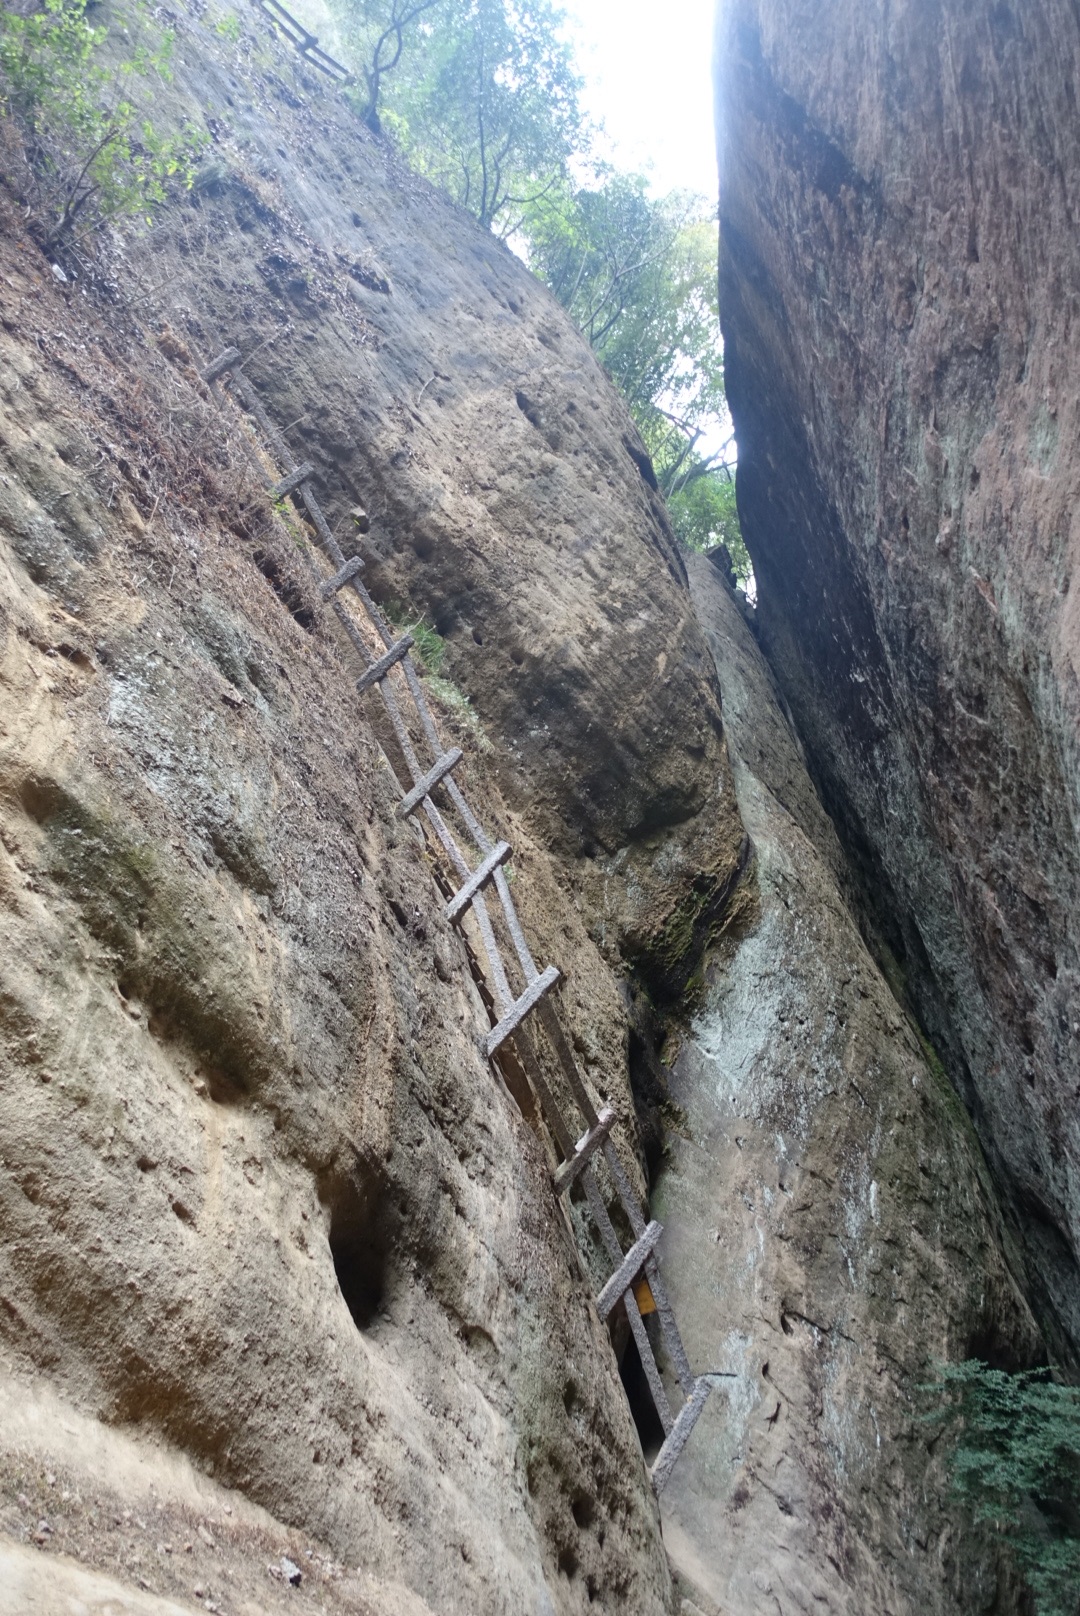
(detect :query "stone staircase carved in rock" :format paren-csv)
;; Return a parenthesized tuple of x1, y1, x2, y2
(202, 343, 711, 1493)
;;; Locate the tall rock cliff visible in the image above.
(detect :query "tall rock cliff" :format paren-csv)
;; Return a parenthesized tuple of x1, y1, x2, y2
(0, 4, 742, 1612)
(653, 557, 1036, 1616)
(715, 0, 1080, 1365)
(0, 1, 1067, 1612)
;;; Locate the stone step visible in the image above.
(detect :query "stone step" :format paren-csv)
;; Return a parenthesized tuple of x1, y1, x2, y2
(650, 1378, 711, 1496)
(270, 462, 315, 500)
(399, 750, 464, 819)
(446, 841, 513, 924)
(595, 1221, 663, 1321)
(356, 635, 414, 693)
(320, 556, 365, 599)
(484, 965, 561, 1058)
(202, 347, 241, 383)
(553, 1107, 615, 1196)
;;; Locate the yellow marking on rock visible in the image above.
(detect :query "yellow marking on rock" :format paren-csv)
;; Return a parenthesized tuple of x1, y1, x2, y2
(634, 1277, 657, 1315)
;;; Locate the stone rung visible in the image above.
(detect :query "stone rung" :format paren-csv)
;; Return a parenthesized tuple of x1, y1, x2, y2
(356, 634, 414, 693)
(595, 1221, 663, 1322)
(553, 1107, 615, 1196)
(398, 749, 464, 819)
(270, 462, 315, 499)
(650, 1378, 712, 1496)
(446, 841, 512, 924)
(202, 347, 241, 384)
(484, 965, 561, 1058)
(320, 556, 365, 600)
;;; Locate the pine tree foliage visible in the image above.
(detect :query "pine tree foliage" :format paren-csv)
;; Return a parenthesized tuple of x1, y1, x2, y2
(923, 1360, 1080, 1616)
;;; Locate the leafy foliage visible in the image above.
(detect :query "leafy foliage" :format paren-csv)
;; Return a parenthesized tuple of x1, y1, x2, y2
(923, 1359, 1080, 1616)
(0, 0, 204, 251)
(529, 184, 724, 470)
(667, 465, 749, 577)
(525, 174, 749, 580)
(335, 0, 584, 232)
(383, 601, 447, 675)
(336, 0, 440, 132)
(329, 0, 748, 578)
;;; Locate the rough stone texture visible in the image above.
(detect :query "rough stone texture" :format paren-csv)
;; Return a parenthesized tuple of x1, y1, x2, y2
(0, 86, 694, 1611)
(654, 555, 1039, 1616)
(134, 0, 745, 1002)
(715, 0, 1080, 1362)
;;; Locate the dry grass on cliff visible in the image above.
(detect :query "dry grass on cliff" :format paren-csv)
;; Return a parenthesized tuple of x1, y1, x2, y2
(0, 152, 329, 641)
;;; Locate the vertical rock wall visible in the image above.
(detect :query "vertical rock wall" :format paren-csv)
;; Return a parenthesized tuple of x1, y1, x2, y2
(656, 555, 1037, 1615)
(0, 5, 748, 1608)
(715, 0, 1080, 1361)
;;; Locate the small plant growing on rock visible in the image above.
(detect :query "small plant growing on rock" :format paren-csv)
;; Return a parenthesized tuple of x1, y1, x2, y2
(923, 1359, 1080, 1616)
(383, 600, 446, 675)
(0, 0, 204, 253)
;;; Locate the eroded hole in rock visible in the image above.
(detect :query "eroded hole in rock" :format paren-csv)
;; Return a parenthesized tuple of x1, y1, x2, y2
(515, 389, 543, 430)
(623, 437, 658, 491)
(618, 1331, 665, 1461)
(571, 1490, 595, 1530)
(251, 548, 314, 630)
(327, 1173, 391, 1332)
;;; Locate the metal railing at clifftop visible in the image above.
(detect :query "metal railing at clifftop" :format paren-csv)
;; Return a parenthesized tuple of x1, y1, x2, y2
(252, 0, 353, 83)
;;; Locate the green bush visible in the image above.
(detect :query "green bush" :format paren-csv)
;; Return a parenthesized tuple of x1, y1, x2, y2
(383, 601, 447, 677)
(0, 0, 204, 251)
(923, 1359, 1080, 1616)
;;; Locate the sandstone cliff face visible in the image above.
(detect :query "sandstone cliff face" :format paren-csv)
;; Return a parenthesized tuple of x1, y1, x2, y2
(656, 556, 1037, 1616)
(715, 0, 1080, 1362)
(0, 224, 674, 1611)
(1, 1, 1060, 1610)
(0, 5, 752, 1606)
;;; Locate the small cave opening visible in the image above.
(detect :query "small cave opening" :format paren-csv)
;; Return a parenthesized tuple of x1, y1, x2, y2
(619, 1329, 666, 1463)
(326, 1171, 391, 1332)
(570, 1490, 596, 1530)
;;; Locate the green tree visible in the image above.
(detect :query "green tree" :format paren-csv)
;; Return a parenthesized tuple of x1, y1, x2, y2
(342, 0, 585, 233)
(0, 0, 203, 252)
(923, 1359, 1080, 1616)
(526, 174, 748, 579)
(334, 0, 441, 132)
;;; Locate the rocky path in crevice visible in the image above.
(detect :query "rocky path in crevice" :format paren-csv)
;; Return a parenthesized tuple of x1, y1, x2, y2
(653, 554, 1039, 1616)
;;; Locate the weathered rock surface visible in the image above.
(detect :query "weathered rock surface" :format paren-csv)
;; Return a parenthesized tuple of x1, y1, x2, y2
(657, 555, 1038, 1615)
(715, 0, 1080, 1361)
(4, 0, 1063, 1608)
(137, 0, 744, 1001)
(0, 8, 749, 1598)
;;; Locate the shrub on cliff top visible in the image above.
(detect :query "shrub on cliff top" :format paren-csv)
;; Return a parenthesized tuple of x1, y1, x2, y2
(0, 0, 204, 253)
(923, 1359, 1080, 1616)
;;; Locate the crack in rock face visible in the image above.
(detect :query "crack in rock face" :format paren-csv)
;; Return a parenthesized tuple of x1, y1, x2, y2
(2, 0, 1075, 1611)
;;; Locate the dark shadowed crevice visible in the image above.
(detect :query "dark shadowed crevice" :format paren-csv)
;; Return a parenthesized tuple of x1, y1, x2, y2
(618, 1330, 665, 1463)
(326, 1170, 390, 1331)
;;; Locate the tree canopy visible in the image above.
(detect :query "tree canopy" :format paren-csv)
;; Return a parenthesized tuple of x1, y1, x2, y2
(329, 0, 749, 579)
(923, 1360, 1080, 1616)
(335, 0, 584, 230)
(525, 174, 746, 575)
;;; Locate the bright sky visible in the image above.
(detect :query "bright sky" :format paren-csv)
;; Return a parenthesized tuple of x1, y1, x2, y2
(562, 0, 718, 202)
